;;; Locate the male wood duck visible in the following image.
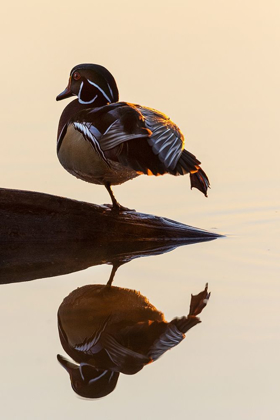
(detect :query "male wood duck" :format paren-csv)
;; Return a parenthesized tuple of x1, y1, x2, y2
(56, 63, 210, 210)
(57, 283, 210, 398)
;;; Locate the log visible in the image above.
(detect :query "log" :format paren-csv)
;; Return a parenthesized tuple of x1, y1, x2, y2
(0, 188, 222, 284)
(0, 188, 221, 242)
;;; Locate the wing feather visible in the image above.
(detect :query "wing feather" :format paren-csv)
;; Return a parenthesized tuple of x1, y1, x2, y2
(74, 316, 111, 355)
(99, 119, 149, 151)
(147, 323, 184, 361)
(73, 121, 111, 167)
(138, 106, 185, 170)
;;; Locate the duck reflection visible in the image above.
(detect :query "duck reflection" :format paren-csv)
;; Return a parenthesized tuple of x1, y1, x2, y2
(57, 279, 210, 398)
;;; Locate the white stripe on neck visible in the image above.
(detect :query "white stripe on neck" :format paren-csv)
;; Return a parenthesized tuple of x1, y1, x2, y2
(78, 81, 98, 104)
(107, 82, 114, 100)
(86, 78, 111, 102)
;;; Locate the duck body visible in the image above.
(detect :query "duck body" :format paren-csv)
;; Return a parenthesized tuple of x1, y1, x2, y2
(56, 64, 210, 208)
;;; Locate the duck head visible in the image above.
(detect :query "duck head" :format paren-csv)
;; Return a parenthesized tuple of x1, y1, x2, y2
(57, 354, 119, 398)
(56, 63, 119, 106)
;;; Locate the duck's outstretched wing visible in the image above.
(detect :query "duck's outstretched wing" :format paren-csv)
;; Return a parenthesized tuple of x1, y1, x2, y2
(98, 104, 190, 174)
(101, 104, 204, 178)
(138, 106, 186, 171)
(147, 322, 186, 361)
(138, 107, 210, 197)
(71, 103, 209, 195)
(134, 106, 210, 196)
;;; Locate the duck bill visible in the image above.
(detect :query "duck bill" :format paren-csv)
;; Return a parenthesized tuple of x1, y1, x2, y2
(57, 354, 79, 374)
(56, 79, 73, 101)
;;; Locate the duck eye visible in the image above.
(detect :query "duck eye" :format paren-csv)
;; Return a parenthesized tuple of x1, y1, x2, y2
(73, 72, 81, 81)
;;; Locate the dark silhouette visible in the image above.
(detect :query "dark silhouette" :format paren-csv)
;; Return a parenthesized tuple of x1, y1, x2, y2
(57, 279, 210, 398)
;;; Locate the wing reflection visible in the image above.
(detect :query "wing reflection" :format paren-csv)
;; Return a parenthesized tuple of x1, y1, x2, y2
(57, 280, 210, 398)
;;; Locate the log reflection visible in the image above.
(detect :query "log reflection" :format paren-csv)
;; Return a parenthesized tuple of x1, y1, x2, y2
(0, 188, 221, 285)
(0, 237, 215, 285)
(57, 274, 210, 398)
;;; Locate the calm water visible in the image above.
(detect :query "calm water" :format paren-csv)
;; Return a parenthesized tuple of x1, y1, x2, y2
(1, 189, 279, 419)
(1, 1, 280, 419)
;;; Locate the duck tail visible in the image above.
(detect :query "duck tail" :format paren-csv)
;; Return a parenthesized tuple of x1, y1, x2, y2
(190, 167, 210, 197)
(175, 150, 210, 197)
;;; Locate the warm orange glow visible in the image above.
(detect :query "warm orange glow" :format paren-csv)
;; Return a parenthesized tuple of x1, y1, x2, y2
(137, 169, 164, 176)
(190, 165, 200, 174)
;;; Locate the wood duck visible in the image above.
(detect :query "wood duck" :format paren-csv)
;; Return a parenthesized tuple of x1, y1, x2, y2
(56, 63, 210, 210)
(57, 283, 210, 398)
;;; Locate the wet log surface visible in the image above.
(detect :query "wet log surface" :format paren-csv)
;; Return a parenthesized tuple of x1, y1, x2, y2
(0, 188, 222, 284)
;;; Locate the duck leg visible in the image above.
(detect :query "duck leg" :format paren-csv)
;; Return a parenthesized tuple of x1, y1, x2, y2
(104, 182, 131, 212)
(106, 262, 122, 286)
(104, 182, 121, 209)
